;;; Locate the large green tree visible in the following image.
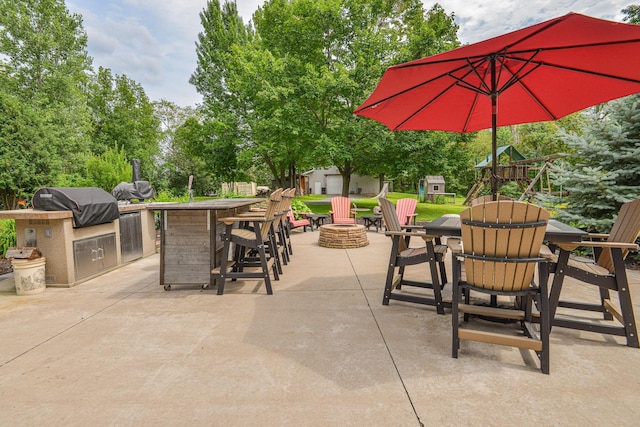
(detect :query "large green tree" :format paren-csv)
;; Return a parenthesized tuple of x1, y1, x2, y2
(87, 67, 161, 181)
(191, 0, 462, 195)
(190, 0, 252, 186)
(0, 92, 54, 209)
(0, 0, 93, 206)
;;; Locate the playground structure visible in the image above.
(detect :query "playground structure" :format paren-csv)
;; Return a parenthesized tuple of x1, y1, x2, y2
(464, 145, 563, 205)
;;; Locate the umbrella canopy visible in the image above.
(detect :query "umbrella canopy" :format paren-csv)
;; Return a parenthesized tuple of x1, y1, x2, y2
(354, 12, 640, 196)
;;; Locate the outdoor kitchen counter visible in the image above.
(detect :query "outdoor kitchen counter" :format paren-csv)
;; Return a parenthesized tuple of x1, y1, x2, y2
(147, 199, 264, 290)
(0, 204, 156, 287)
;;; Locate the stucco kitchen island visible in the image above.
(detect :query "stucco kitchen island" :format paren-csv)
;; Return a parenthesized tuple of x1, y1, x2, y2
(0, 203, 156, 287)
(147, 199, 263, 290)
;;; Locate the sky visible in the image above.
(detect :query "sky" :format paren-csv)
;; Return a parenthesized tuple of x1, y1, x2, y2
(66, 0, 632, 107)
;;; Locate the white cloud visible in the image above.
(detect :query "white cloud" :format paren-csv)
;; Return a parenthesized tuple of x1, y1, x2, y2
(68, 0, 632, 107)
(427, 0, 630, 43)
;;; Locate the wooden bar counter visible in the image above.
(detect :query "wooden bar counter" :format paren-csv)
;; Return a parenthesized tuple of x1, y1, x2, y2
(147, 199, 263, 290)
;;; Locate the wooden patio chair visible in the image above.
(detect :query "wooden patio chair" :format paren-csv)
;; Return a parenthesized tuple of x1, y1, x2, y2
(546, 199, 640, 348)
(395, 198, 418, 226)
(378, 198, 448, 314)
(212, 189, 283, 295)
(470, 194, 513, 205)
(329, 196, 356, 224)
(286, 209, 311, 232)
(452, 200, 551, 373)
(275, 188, 295, 265)
(237, 188, 290, 268)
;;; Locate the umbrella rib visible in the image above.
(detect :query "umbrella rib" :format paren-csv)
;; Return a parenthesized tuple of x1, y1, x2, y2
(506, 38, 640, 57)
(355, 61, 476, 112)
(501, 64, 557, 120)
(535, 61, 640, 85)
(496, 50, 541, 93)
(464, 57, 491, 94)
(463, 91, 483, 133)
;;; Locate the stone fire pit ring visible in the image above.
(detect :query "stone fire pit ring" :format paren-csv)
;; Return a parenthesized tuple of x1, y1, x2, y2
(318, 224, 369, 249)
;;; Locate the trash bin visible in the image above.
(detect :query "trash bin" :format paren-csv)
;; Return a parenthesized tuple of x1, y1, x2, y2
(7, 247, 46, 296)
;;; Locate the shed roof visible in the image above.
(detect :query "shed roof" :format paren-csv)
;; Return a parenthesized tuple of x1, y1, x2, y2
(425, 175, 445, 183)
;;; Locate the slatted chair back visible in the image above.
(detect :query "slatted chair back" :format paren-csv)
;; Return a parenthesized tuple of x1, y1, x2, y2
(460, 200, 549, 292)
(597, 199, 640, 273)
(278, 188, 295, 226)
(261, 188, 283, 239)
(378, 198, 407, 252)
(470, 195, 513, 205)
(330, 196, 355, 224)
(395, 198, 417, 226)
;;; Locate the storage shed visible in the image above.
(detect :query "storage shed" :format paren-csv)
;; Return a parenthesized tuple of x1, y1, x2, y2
(425, 176, 446, 195)
(422, 176, 455, 203)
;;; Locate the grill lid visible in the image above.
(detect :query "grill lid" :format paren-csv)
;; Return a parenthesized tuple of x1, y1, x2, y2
(33, 187, 119, 228)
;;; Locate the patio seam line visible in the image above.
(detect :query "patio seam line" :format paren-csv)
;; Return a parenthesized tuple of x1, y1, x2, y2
(0, 290, 139, 369)
(346, 249, 424, 427)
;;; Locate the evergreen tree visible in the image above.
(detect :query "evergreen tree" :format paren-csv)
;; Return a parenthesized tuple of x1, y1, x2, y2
(539, 95, 640, 232)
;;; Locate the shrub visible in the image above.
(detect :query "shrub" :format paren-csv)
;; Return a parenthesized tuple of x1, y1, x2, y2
(291, 200, 312, 219)
(0, 219, 16, 257)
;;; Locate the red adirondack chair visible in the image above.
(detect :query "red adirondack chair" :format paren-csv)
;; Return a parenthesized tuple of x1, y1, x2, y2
(329, 196, 356, 224)
(395, 198, 417, 226)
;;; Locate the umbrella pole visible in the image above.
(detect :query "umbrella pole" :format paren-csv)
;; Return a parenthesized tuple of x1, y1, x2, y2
(490, 57, 499, 200)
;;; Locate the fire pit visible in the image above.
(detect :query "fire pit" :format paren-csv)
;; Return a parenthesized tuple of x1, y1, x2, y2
(318, 224, 369, 249)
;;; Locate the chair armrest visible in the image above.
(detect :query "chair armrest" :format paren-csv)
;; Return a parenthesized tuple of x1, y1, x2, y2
(573, 241, 637, 249)
(385, 230, 420, 237)
(237, 211, 266, 217)
(585, 233, 609, 240)
(555, 240, 638, 251)
(446, 238, 463, 254)
(539, 244, 556, 259)
(220, 216, 275, 225)
(401, 225, 423, 231)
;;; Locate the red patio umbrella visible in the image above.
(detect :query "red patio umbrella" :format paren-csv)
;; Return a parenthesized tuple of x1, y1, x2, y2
(354, 12, 640, 197)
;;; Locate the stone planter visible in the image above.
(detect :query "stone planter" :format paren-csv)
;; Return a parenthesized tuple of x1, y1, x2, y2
(12, 257, 46, 295)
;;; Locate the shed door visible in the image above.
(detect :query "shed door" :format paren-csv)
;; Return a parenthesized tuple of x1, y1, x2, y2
(326, 175, 342, 194)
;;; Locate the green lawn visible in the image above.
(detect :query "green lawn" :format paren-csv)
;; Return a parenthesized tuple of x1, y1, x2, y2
(296, 192, 466, 221)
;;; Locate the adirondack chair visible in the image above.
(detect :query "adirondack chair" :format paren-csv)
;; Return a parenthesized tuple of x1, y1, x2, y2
(451, 200, 551, 373)
(395, 198, 418, 226)
(212, 189, 283, 295)
(378, 198, 448, 313)
(547, 199, 640, 348)
(287, 209, 310, 232)
(329, 196, 356, 224)
(470, 194, 513, 205)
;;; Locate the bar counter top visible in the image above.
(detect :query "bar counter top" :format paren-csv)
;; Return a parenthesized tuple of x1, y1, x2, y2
(147, 198, 264, 210)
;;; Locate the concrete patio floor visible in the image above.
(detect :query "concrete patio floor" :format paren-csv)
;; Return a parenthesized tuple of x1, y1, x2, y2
(1, 229, 639, 426)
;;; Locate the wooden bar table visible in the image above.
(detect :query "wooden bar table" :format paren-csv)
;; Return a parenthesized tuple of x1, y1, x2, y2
(148, 199, 263, 290)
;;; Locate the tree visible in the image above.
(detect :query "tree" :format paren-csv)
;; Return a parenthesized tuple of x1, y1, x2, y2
(538, 95, 640, 232)
(0, 0, 93, 206)
(152, 100, 206, 195)
(190, 0, 461, 195)
(0, 92, 54, 209)
(87, 67, 161, 181)
(190, 0, 255, 186)
(623, 4, 640, 24)
(251, 0, 461, 195)
(83, 146, 132, 192)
